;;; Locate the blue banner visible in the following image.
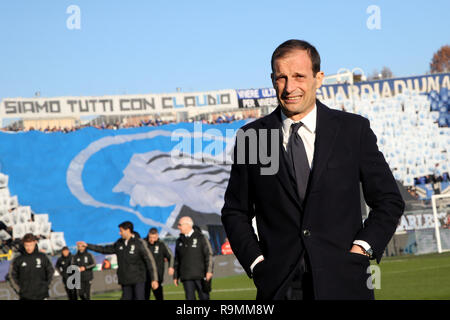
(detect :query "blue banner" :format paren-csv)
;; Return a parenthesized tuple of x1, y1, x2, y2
(237, 73, 450, 102)
(236, 73, 450, 125)
(316, 73, 450, 100)
(236, 88, 277, 108)
(0, 121, 247, 246)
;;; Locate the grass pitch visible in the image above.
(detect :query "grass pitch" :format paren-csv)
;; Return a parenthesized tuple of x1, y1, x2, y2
(92, 252, 450, 300)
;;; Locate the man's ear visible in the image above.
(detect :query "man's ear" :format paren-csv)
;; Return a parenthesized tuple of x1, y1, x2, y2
(315, 71, 325, 89)
(271, 73, 276, 87)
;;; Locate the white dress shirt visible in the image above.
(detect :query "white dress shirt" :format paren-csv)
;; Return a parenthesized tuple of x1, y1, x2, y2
(281, 104, 316, 167)
(250, 106, 371, 273)
(124, 234, 135, 247)
(185, 229, 194, 237)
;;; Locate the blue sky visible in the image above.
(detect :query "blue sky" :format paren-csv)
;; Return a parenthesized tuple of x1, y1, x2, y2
(0, 0, 448, 98)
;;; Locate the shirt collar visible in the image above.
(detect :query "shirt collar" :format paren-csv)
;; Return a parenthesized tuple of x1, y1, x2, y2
(124, 234, 135, 245)
(281, 105, 317, 134)
(185, 229, 194, 238)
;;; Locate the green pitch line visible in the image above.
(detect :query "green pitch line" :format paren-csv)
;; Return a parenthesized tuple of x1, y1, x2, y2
(92, 252, 450, 300)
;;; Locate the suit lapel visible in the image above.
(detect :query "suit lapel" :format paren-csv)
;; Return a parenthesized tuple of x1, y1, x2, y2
(260, 107, 303, 211)
(258, 101, 341, 215)
(308, 100, 341, 194)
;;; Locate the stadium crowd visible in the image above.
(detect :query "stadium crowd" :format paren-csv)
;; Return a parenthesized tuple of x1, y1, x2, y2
(0, 210, 53, 258)
(0, 113, 249, 134)
(406, 172, 450, 204)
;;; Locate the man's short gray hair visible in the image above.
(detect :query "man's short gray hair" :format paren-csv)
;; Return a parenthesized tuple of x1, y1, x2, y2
(180, 216, 194, 226)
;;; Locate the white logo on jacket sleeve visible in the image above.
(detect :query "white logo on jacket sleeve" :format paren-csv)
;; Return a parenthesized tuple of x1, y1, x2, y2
(129, 244, 135, 254)
(21, 262, 27, 267)
(192, 238, 197, 248)
(36, 258, 41, 268)
(154, 245, 159, 254)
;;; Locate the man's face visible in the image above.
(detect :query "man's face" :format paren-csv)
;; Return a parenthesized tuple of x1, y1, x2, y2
(148, 233, 159, 245)
(271, 49, 324, 121)
(77, 243, 86, 252)
(119, 227, 132, 239)
(62, 249, 70, 257)
(177, 219, 192, 235)
(24, 241, 36, 254)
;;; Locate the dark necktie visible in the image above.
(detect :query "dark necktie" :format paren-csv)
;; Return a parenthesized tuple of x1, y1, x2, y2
(287, 122, 310, 203)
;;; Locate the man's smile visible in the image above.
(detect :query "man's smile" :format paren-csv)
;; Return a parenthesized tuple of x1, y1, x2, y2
(283, 95, 303, 103)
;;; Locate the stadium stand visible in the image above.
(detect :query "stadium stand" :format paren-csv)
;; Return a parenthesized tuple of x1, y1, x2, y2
(0, 172, 67, 259)
(324, 87, 449, 203)
(0, 73, 449, 259)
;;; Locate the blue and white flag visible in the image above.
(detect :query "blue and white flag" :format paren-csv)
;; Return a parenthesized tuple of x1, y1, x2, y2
(0, 121, 247, 246)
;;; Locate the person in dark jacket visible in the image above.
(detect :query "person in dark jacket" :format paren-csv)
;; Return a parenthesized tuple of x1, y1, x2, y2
(8, 233, 54, 300)
(173, 217, 213, 300)
(55, 246, 77, 300)
(77, 221, 158, 300)
(222, 39, 405, 300)
(144, 227, 174, 300)
(71, 242, 96, 300)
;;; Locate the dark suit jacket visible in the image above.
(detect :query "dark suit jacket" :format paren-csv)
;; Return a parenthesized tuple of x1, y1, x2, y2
(221, 100, 405, 300)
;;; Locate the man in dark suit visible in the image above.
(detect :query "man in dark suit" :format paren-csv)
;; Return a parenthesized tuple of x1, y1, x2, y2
(221, 39, 405, 300)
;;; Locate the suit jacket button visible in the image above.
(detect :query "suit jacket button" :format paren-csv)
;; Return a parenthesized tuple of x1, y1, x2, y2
(303, 229, 311, 237)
